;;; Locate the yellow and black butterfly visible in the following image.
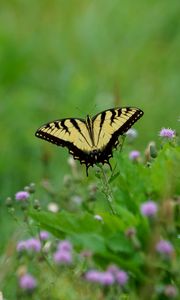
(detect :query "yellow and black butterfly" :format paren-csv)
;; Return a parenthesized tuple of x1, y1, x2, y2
(35, 107, 143, 175)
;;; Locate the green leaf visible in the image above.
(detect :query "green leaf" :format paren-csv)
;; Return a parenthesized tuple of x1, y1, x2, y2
(108, 171, 120, 183)
(70, 233, 107, 254)
(30, 210, 103, 236)
(107, 233, 133, 254)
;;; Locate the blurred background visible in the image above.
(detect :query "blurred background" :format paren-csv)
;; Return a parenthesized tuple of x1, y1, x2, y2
(0, 0, 180, 199)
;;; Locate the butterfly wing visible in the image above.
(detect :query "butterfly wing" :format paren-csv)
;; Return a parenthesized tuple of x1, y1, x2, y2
(92, 107, 144, 163)
(35, 107, 143, 175)
(35, 118, 93, 164)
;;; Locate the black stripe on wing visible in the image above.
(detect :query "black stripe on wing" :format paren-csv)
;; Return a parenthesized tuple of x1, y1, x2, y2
(99, 108, 144, 159)
(110, 109, 117, 123)
(91, 108, 143, 165)
(96, 111, 106, 145)
(70, 119, 91, 147)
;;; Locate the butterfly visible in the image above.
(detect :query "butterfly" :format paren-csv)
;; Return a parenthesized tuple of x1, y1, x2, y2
(35, 107, 144, 175)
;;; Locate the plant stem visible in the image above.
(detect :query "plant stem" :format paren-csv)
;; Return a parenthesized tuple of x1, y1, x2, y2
(100, 165, 115, 214)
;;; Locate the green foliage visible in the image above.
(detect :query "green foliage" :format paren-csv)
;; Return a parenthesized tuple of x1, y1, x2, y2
(0, 0, 180, 198)
(1, 138, 180, 299)
(27, 142, 180, 299)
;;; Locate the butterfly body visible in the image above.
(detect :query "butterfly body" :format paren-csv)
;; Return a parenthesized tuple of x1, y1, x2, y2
(35, 107, 143, 175)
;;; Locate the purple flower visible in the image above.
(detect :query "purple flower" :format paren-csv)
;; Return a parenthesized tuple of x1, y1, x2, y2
(85, 270, 102, 283)
(115, 270, 128, 286)
(53, 250, 72, 264)
(39, 231, 49, 241)
(85, 270, 114, 285)
(16, 238, 41, 252)
(107, 264, 119, 275)
(140, 200, 158, 217)
(159, 128, 175, 139)
(99, 272, 114, 285)
(16, 240, 27, 252)
(15, 191, 30, 201)
(129, 150, 140, 161)
(57, 240, 72, 252)
(19, 274, 37, 291)
(156, 240, 174, 256)
(26, 238, 41, 252)
(164, 285, 178, 298)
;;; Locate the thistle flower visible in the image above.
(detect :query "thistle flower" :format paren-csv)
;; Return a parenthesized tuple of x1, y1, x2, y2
(107, 264, 119, 275)
(129, 150, 140, 161)
(53, 250, 72, 264)
(19, 273, 37, 291)
(16, 241, 28, 252)
(85, 270, 114, 285)
(99, 272, 114, 285)
(26, 238, 41, 252)
(39, 231, 49, 241)
(156, 240, 174, 256)
(115, 270, 128, 286)
(16, 238, 41, 252)
(85, 270, 103, 283)
(57, 240, 72, 252)
(164, 285, 178, 298)
(140, 200, 158, 217)
(15, 191, 30, 201)
(159, 128, 175, 139)
(107, 265, 128, 286)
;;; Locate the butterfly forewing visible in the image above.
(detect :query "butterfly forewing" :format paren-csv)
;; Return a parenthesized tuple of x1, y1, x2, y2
(92, 107, 143, 150)
(35, 118, 93, 152)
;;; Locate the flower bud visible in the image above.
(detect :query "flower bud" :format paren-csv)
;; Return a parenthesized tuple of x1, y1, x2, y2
(5, 197, 13, 207)
(33, 199, 41, 210)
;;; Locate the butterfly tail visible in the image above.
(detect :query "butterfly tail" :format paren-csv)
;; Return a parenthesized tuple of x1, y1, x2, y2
(86, 165, 90, 176)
